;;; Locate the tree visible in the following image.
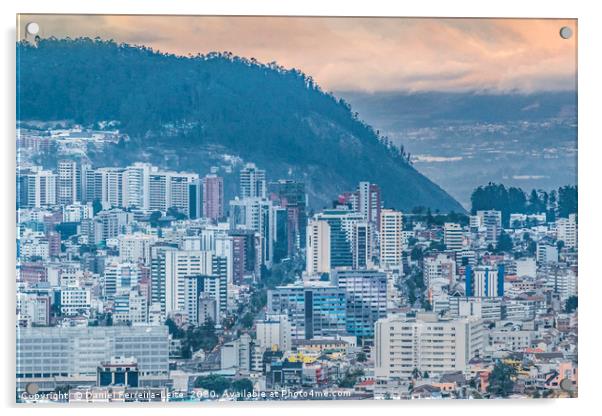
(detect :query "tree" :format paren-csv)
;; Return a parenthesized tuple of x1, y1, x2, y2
(19, 39, 464, 214)
(527, 189, 544, 214)
(231, 378, 254, 395)
(194, 375, 231, 395)
(337, 369, 364, 388)
(496, 231, 513, 253)
(565, 295, 578, 313)
(356, 352, 367, 362)
(487, 361, 516, 397)
(165, 318, 184, 338)
(470, 183, 511, 226)
(240, 312, 254, 329)
(167, 206, 187, 220)
(411, 368, 421, 380)
(558, 186, 577, 218)
(410, 246, 423, 261)
(149, 211, 162, 227)
(180, 320, 218, 358)
(507, 187, 527, 215)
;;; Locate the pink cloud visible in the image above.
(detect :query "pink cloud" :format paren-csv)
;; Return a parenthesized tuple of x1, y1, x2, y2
(18, 15, 577, 93)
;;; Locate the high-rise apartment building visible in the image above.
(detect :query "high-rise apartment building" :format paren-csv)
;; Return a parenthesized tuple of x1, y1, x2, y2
(313, 209, 365, 270)
(229, 197, 274, 267)
(57, 160, 80, 205)
(17, 167, 57, 208)
(268, 179, 308, 256)
(332, 269, 387, 337)
(201, 174, 224, 221)
(306, 219, 331, 274)
(379, 209, 404, 268)
(240, 163, 266, 199)
(267, 282, 346, 340)
(357, 181, 381, 231)
(476, 210, 502, 244)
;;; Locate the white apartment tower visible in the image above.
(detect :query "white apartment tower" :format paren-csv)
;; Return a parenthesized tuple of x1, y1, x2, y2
(306, 219, 331, 274)
(379, 209, 404, 268)
(239, 163, 267, 199)
(19, 168, 57, 208)
(57, 160, 79, 205)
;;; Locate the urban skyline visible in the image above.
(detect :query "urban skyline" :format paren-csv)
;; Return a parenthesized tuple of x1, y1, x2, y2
(15, 16, 578, 403)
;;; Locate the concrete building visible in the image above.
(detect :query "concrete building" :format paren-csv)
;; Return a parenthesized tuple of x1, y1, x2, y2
(380, 209, 404, 268)
(448, 296, 502, 322)
(16, 325, 170, 392)
(357, 181, 381, 231)
(57, 159, 80, 205)
(18, 167, 57, 208)
(465, 265, 505, 298)
(118, 232, 158, 266)
(476, 210, 502, 244)
(374, 313, 485, 380)
(306, 219, 331, 274)
(313, 209, 364, 270)
(256, 314, 292, 352)
(229, 197, 274, 267)
(220, 334, 260, 374)
(556, 214, 577, 249)
(331, 269, 387, 338)
(267, 282, 346, 340)
(201, 174, 224, 222)
(443, 222, 464, 251)
(239, 163, 266, 199)
(537, 243, 559, 265)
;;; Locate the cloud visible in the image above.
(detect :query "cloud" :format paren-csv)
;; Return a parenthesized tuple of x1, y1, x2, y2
(413, 155, 464, 163)
(512, 175, 549, 180)
(17, 15, 577, 93)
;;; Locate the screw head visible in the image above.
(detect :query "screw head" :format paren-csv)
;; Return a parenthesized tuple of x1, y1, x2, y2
(559, 26, 573, 40)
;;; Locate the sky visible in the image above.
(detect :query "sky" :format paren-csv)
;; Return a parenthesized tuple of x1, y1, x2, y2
(18, 15, 577, 93)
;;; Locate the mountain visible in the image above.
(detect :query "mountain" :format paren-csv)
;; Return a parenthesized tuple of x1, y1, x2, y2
(340, 91, 577, 208)
(17, 38, 464, 212)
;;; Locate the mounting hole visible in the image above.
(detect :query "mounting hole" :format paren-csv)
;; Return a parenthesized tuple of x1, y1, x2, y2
(559, 26, 573, 40)
(26, 22, 40, 36)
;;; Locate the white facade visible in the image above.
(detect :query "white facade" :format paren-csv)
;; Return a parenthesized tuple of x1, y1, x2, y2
(306, 219, 331, 274)
(374, 313, 485, 379)
(556, 214, 577, 249)
(256, 314, 292, 352)
(379, 209, 403, 268)
(118, 232, 158, 265)
(60, 287, 91, 316)
(443, 222, 464, 251)
(162, 250, 215, 315)
(16, 326, 169, 388)
(476, 210, 502, 244)
(239, 163, 266, 199)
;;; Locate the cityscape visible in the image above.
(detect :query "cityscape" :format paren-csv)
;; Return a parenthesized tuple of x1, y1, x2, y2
(15, 16, 577, 403)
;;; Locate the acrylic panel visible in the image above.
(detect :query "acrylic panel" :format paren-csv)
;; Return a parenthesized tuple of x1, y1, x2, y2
(15, 15, 577, 403)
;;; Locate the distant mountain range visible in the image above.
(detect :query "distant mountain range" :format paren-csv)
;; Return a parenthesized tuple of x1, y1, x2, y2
(340, 91, 577, 208)
(17, 38, 464, 212)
